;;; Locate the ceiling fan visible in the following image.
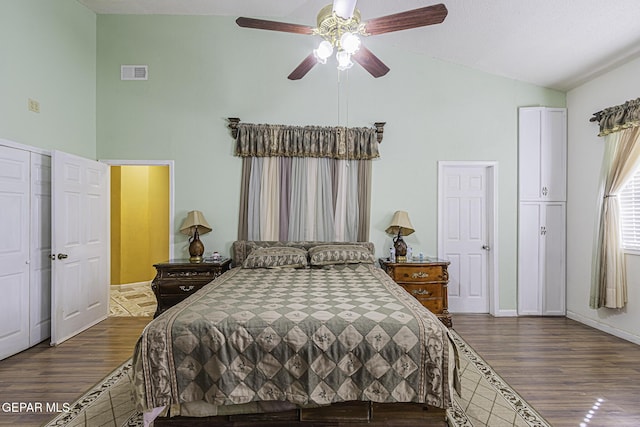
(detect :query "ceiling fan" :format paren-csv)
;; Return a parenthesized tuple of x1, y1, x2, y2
(236, 0, 448, 80)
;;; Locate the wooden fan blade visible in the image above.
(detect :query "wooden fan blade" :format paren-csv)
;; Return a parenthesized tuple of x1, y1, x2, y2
(288, 53, 319, 80)
(333, 0, 358, 19)
(236, 17, 314, 35)
(352, 46, 390, 78)
(364, 3, 448, 35)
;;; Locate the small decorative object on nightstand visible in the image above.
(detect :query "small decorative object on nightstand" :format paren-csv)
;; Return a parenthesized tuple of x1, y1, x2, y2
(385, 210, 415, 262)
(379, 257, 452, 327)
(151, 258, 231, 317)
(180, 210, 212, 263)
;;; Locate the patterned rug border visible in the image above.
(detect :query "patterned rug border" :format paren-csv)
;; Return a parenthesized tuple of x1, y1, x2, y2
(448, 329, 552, 427)
(44, 331, 550, 427)
(43, 359, 139, 427)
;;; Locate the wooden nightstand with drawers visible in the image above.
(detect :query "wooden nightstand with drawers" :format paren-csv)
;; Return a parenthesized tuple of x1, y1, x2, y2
(151, 258, 231, 318)
(378, 257, 452, 327)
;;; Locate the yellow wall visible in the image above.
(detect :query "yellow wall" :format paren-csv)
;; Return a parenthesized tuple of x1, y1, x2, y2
(110, 165, 169, 285)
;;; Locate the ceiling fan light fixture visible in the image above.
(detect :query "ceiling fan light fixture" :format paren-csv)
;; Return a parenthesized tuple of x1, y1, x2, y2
(336, 50, 353, 70)
(340, 32, 361, 54)
(314, 40, 334, 64)
(333, 0, 358, 19)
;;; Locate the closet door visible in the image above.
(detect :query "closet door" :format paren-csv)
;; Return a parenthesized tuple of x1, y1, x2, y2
(51, 151, 109, 345)
(30, 153, 52, 345)
(0, 146, 30, 360)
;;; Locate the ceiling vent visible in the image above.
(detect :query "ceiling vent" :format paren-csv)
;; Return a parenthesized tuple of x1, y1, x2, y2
(121, 65, 148, 80)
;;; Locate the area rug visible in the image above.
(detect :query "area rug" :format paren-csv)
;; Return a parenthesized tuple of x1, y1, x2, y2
(44, 330, 550, 427)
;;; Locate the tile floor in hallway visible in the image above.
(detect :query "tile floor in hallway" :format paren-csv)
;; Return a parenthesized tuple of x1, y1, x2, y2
(109, 282, 156, 317)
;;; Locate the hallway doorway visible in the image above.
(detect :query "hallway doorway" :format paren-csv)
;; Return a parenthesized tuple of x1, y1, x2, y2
(101, 160, 174, 315)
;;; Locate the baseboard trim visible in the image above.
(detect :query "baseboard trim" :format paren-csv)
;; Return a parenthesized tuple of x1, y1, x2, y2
(566, 311, 640, 345)
(493, 309, 518, 317)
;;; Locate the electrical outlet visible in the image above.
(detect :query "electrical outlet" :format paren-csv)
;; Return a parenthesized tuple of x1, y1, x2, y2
(28, 98, 40, 113)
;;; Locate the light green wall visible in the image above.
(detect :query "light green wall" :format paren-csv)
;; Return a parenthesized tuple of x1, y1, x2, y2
(0, 0, 96, 158)
(97, 15, 565, 311)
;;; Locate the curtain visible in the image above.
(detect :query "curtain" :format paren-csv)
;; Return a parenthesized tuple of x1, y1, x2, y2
(590, 125, 640, 309)
(236, 123, 378, 242)
(592, 98, 640, 137)
(240, 157, 370, 242)
(235, 123, 380, 160)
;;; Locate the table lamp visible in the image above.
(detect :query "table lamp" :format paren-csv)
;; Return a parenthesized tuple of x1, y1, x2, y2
(180, 210, 212, 262)
(385, 210, 415, 262)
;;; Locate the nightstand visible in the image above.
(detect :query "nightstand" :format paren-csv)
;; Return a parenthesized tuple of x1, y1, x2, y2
(378, 257, 452, 327)
(151, 258, 231, 317)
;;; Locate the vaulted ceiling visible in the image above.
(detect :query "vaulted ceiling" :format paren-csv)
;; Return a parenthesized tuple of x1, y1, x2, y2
(77, 0, 640, 91)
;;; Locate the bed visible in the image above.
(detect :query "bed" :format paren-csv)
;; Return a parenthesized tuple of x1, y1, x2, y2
(131, 241, 458, 426)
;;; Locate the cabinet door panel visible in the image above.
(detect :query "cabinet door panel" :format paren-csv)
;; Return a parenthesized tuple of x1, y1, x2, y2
(517, 203, 542, 315)
(542, 203, 566, 315)
(541, 110, 567, 201)
(518, 108, 542, 200)
(519, 108, 566, 202)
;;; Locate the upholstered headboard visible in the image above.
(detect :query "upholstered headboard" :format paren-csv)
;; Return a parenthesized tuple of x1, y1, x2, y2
(231, 241, 375, 266)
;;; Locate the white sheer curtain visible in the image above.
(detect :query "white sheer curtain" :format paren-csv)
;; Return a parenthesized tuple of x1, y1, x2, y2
(591, 126, 640, 308)
(246, 157, 362, 242)
(236, 123, 378, 242)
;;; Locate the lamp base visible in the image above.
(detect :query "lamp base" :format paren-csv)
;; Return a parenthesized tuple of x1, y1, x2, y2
(393, 233, 407, 262)
(188, 228, 205, 263)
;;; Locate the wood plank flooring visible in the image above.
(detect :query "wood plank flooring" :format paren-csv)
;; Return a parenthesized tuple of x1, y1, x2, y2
(0, 316, 151, 427)
(1, 315, 639, 427)
(453, 314, 640, 427)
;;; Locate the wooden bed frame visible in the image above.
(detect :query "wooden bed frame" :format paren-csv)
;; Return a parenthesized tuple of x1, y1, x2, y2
(154, 401, 448, 426)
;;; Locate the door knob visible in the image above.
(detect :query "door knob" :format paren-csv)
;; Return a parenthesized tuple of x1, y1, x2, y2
(482, 245, 490, 250)
(57, 253, 69, 260)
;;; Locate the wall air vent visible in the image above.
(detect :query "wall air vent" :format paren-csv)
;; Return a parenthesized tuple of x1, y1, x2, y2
(121, 65, 148, 80)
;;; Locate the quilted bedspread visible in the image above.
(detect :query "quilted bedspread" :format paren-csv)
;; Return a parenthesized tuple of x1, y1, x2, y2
(132, 264, 453, 414)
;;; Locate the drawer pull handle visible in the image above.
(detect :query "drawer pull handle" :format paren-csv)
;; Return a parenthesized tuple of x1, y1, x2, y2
(407, 271, 429, 279)
(179, 285, 195, 292)
(412, 289, 432, 296)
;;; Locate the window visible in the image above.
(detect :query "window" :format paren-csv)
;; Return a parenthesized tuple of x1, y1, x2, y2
(619, 166, 640, 252)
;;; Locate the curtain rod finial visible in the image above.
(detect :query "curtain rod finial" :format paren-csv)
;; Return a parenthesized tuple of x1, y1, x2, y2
(228, 117, 241, 138)
(374, 122, 386, 143)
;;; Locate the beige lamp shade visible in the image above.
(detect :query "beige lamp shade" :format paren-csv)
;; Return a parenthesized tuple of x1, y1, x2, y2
(179, 210, 212, 236)
(385, 210, 415, 236)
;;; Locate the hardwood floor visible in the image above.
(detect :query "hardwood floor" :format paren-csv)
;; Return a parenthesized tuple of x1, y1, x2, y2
(453, 314, 640, 427)
(0, 316, 151, 427)
(1, 315, 638, 427)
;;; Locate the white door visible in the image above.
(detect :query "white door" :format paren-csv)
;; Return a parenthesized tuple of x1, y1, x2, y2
(30, 153, 52, 345)
(51, 151, 109, 345)
(0, 146, 30, 359)
(440, 164, 490, 313)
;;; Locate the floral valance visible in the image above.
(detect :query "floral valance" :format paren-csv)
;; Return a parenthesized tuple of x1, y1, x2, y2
(591, 97, 640, 136)
(233, 123, 381, 160)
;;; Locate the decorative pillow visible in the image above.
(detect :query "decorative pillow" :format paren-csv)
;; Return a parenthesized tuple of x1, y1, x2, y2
(242, 246, 308, 269)
(308, 244, 375, 266)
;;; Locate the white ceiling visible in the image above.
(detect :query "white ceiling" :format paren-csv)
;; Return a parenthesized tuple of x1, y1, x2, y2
(77, 0, 640, 91)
